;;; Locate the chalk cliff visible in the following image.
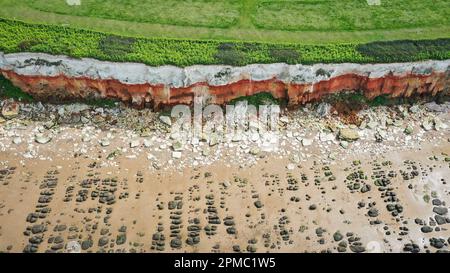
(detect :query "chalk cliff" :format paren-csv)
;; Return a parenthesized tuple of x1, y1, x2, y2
(1, 52, 449, 108)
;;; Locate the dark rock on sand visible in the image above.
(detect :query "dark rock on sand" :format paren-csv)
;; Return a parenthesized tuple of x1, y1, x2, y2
(254, 200, 263, 208)
(421, 226, 433, 233)
(333, 232, 343, 242)
(98, 237, 109, 247)
(433, 207, 448, 216)
(82, 239, 93, 250)
(116, 234, 127, 245)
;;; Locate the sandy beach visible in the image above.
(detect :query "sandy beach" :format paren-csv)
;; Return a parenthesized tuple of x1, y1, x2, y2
(0, 100, 449, 253)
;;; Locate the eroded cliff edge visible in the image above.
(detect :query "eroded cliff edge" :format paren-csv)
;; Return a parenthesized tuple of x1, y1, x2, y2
(1, 52, 449, 108)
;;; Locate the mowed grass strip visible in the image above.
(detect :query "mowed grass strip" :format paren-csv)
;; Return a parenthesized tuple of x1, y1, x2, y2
(26, 0, 241, 28)
(24, 0, 450, 31)
(254, 0, 450, 31)
(0, 0, 449, 44)
(1, 18, 449, 67)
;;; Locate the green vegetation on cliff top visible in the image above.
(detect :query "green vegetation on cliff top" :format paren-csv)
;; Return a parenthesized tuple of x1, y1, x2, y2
(0, 1, 448, 66)
(0, 18, 449, 67)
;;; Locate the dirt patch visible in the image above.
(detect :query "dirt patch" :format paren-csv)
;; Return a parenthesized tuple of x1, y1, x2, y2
(331, 101, 364, 126)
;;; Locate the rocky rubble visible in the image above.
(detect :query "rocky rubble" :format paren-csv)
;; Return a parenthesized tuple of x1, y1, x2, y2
(0, 97, 449, 172)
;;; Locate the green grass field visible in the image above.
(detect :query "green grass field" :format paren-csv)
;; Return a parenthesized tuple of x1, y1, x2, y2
(26, 0, 241, 28)
(254, 0, 450, 31)
(0, 1, 448, 66)
(0, 0, 449, 44)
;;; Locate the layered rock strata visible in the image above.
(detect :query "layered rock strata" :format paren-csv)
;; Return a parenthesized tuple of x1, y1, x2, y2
(1, 52, 449, 108)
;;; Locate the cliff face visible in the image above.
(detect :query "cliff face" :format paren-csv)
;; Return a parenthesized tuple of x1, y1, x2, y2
(1, 52, 449, 108)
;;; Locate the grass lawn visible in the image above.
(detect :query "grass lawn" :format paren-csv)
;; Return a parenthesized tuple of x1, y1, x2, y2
(26, 0, 241, 28)
(0, 0, 448, 44)
(254, 0, 450, 31)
